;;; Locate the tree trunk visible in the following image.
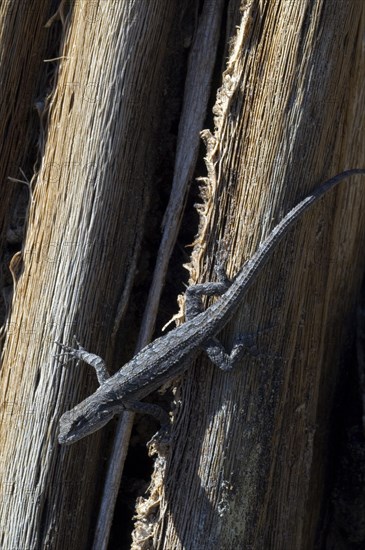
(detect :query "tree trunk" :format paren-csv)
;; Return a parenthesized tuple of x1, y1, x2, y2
(1, 1, 364, 549)
(0, 1, 184, 548)
(134, 1, 365, 549)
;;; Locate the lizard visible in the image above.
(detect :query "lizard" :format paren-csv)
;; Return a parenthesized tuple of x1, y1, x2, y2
(55, 169, 365, 445)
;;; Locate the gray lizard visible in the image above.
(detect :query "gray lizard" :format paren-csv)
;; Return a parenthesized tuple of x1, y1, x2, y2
(56, 169, 365, 445)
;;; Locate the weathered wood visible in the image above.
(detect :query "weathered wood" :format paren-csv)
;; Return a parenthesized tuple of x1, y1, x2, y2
(0, 2, 180, 548)
(134, 1, 365, 548)
(0, 1, 58, 329)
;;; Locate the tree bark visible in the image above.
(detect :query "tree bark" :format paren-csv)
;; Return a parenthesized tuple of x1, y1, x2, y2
(134, 1, 365, 548)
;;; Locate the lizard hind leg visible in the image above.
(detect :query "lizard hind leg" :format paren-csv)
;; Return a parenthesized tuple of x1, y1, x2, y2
(185, 257, 232, 320)
(203, 333, 257, 371)
(54, 336, 110, 385)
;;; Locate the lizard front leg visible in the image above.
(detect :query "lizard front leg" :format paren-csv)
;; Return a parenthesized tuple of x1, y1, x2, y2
(123, 399, 170, 427)
(54, 336, 110, 385)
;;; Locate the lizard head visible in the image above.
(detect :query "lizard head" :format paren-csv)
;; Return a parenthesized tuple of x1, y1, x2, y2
(58, 395, 118, 445)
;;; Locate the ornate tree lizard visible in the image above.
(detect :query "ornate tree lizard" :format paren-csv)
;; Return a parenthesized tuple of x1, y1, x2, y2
(56, 169, 365, 445)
